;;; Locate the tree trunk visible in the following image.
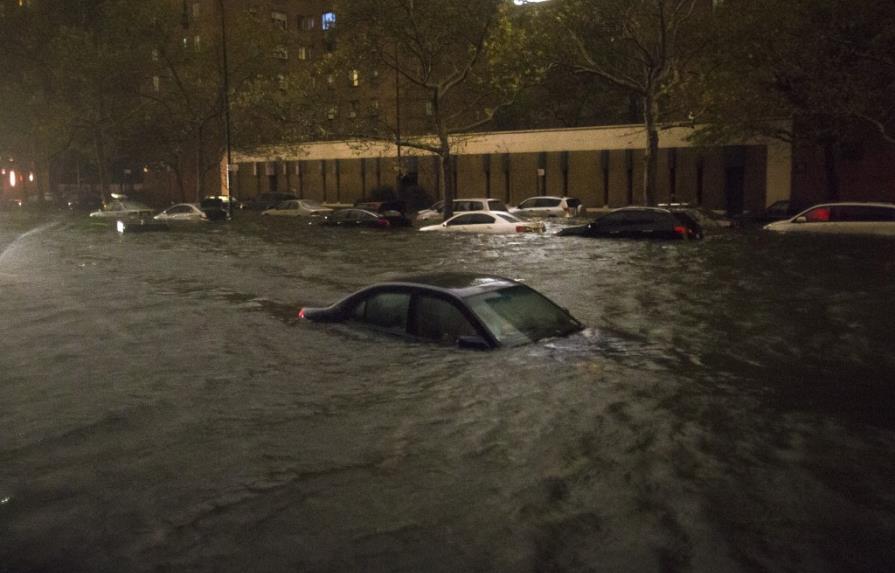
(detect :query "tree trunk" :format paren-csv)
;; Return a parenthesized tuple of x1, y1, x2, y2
(823, 141, 840, 202)
(642, 93, 659, 206)
(439, 132, 455, 219)
(195, 128, 204, 202)
(94, 131, 109, 204)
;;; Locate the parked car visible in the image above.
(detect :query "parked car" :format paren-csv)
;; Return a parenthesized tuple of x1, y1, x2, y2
(298, 273, 583, 349)
(240, 192, 299, 211)
(763, 202, 895, 236)
(262, 199, 333, 217)
(659, 203, 736, 231)
(416, 198, 510, 223)
(419, 211, 545, 234)
(318, 208, 395, 228)
(89, 199, 154, 220)
(199, 195, 237, 220)
(510, 196, 583, 218)
(353, 200, 412, 227)
(153, 203, 209, 222)
(557, 207, 703, 240)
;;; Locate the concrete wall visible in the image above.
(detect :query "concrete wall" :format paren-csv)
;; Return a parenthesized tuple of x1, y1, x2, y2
(227, 125, 790, 213)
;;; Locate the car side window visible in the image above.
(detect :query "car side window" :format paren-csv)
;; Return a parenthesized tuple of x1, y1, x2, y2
(519, 199, 535, 209)
(447, 214, 477, 226)
(832, 206, 895, 222)
(488, 200, 508, 211)
(358, 292, 410, 332)
(804, 207, 831, 222)
(412, 295, 477, 343)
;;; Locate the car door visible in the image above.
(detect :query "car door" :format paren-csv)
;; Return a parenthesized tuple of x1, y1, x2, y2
(446, 213, 495, 232)
(830, 205, 895, 235)
(409, 293, 482, 345)
(348, 289, 412, 338)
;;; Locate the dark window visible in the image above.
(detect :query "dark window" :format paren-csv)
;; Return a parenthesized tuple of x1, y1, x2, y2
(831, 205, 895, 222)
(565, 198, 581, 209)
(486, 199, 508, 211)
(466, 285, 580, 347)
(804, 207, 831, 222)
(537, 198, 561, 207)
(412, 295, 477, 343)
(519, 198, 536, 209)
(361, 292, 409, 332)
(448, 213, 494, 226)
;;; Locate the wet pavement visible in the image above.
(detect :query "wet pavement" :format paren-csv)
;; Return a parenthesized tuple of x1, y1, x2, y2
(1, 211, 894, 572)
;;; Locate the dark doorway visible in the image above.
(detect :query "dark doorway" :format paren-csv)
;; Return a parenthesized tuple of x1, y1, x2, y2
(724, 167, 745, 216)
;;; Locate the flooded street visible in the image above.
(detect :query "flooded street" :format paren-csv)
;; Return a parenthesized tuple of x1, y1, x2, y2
(1, 211, 894, 572)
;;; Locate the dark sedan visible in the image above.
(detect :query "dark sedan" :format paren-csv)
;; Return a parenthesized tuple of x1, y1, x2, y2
(319, 208, 395, 228)
(299, 273, 583, 349)
(557, 206, 702, 240)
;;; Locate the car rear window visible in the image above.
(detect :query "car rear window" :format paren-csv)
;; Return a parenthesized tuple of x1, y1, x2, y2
(564, 198, 581, 208)
(831, 205, 895, 221)
(487, 200, 508, 211)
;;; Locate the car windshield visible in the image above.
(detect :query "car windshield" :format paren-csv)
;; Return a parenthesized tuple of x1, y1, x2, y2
(464, 285, 581, 347)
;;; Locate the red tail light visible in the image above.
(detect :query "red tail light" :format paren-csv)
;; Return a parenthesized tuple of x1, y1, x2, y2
(297, 308, 306, 319)
(515, 225, 531, 233)
(674, 225, 688, 238)
(376, 218, 390, 228)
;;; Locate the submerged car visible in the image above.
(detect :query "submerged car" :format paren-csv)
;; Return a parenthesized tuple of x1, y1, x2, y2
(557, 206, 702, 240)
(353, 200, 411, 227)
(89, 199, 154, 220)
(419, 211, 545, 234)
(153, 203, 209, 222)
(658, 203, 736, 231)
(763, 202, 895, 235)
(416, 198, 510, 223)
(299, 273, 583, 349)
(262, 199, 333, 217)
(510, 196, 583, 218)
(319, 208, 394, 228)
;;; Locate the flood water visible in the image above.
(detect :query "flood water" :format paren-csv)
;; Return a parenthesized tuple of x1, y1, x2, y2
(1, 211, 894, 572)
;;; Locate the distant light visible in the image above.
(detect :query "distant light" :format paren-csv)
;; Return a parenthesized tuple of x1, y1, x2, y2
(9, 170, 16, 187)
(116, 220, 126, 234)
(28, 172, 34, 182)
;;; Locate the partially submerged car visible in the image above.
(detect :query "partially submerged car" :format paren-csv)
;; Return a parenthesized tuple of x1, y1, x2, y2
(557, 206, 703, 240)
(416, 197, 510, 223)
(153, 203, 209, 222)
(262, 199, 333, 217)
(319, 208, 395, 228)
(89, 199, 154, 220)
(763, 202, 895, 235)
(419, 211, 545, 234)
(299, 273, 583, 349)
(510, 196, 583, 218)
(353, 200, 411, 227)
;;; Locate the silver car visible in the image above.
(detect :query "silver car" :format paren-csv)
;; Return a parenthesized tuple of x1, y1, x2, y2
(764, 202, 895, 236)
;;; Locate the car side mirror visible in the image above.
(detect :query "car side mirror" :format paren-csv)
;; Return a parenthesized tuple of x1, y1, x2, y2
(794, 216, 807, 223)
(457, 335, 490, 350)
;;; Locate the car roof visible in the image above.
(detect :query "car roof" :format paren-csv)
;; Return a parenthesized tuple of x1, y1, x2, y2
(798, 202, 895, 209)
(376, 272, 520, 298)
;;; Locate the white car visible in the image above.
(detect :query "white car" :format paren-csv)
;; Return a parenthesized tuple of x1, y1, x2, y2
(261, 199, 333, 217)
(416, 197, 510, 223)
(764, 202, 895, 236)
(89, 199, 154, 219)
(510, 196, 583, 218)
(153, 203, 208, 222)
(420, 211, 545, 234)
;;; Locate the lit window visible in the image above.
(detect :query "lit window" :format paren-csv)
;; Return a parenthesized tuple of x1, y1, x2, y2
(277, 74, 287, 90)
(326, 74, 334, 85)
(153, 76, 160, 92)
(322, 11, 336, 30)
(349, 69, 359, 87)
(194, 35, 201, 50)
(298, 46, 311, 61)
(271, 11, 287, 30)
(151, 49, 159, 62)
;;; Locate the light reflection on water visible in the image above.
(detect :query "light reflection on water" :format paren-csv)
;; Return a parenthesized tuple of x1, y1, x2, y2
(1, 212, 894, 571)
